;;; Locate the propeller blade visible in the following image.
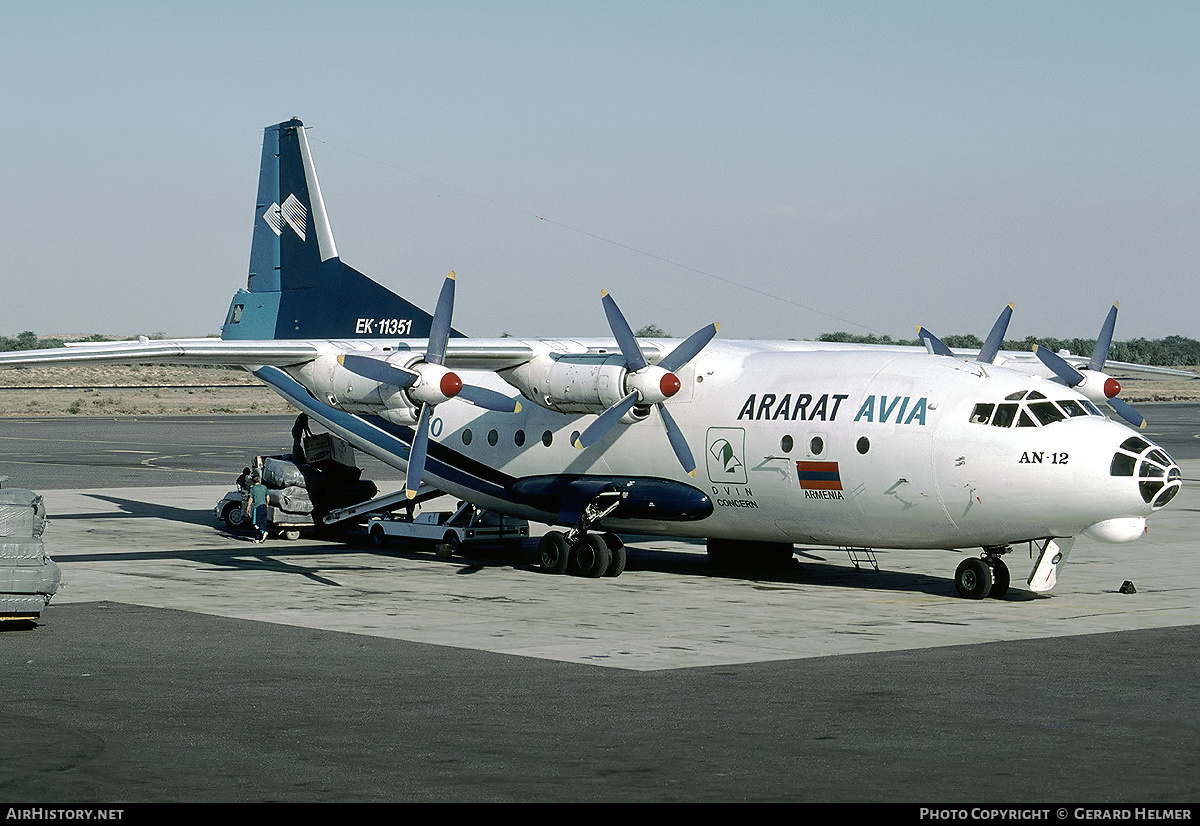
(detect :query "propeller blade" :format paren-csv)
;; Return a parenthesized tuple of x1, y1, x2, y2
(659, 322, 720, 373)
(917, 326, 954, 357)
(1089, 301, 1118, 373)
(657, 404, 697, 477)
(405, 404, 432, 499)
(1033, 345, 1085, 387)
(574, 391, 639, 449)
(426, 271, 456, 366)
(978, 303, 1014, 364)
(457, 384, 522, 413)
(1107, 396, 1147, 430)
(601, 290, 648, 372)
(338, 354, 418, 388)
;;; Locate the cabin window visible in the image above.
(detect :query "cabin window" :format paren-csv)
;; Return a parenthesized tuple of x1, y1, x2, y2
(541, 430, 554, 447)
(809, 436, 824, 455)
(461, 429, 473, 446)
(514, 430, 526, 447)
(780, 435, 793, 453)
(487, 429, 499, 446)
(856, 436, 870, 454)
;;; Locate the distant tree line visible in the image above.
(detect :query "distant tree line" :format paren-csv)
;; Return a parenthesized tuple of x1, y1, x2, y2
(816, 332, 1200, 366)
(0, 333, 157, 352)
(0, 332, 63, 351)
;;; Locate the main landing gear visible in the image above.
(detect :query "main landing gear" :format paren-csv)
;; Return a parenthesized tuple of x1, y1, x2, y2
(954, 546, 1011, 600)
(537, 489, 628, 578)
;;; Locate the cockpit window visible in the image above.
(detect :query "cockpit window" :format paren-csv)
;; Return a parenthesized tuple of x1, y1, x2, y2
(970, 392, 1104, 428)
(970, 403, 995, 424)
(1029, 402, 1066, 426)
(1058, 399, 1089, 417)
(991, 404, 1018, 427)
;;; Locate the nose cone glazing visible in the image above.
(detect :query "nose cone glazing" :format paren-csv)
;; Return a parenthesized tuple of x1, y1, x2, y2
(1109, 436, 1182, 509)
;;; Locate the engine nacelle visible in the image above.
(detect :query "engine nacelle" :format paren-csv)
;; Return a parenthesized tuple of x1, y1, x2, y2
(289, 354, 418, 422)
(1073, 368, 1122, 405)
(502, 354, 648, 421)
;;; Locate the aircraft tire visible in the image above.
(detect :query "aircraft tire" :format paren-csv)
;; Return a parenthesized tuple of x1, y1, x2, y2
(570, 534, 611, 578)
(986, 558, 1010, 599)
(955, 557, 993, 599)
(538, 531, 570, 575)
(601, 533, 626, 577)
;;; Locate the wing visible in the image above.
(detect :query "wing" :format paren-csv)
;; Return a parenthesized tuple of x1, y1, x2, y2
(0, 337, 538, 371)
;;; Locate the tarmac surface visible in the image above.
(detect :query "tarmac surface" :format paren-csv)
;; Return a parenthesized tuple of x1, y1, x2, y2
(1, 408, 1198, 803)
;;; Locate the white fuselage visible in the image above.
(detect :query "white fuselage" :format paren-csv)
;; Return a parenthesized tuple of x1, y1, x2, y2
(282, 338, 1176, 551)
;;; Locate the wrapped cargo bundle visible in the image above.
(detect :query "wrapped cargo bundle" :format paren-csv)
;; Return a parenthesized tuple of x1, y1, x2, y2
(0, 488, 47, 538)
(0, 487, 60, 619)
(268, 485, 314, 515)
(258, 435, 374, 518)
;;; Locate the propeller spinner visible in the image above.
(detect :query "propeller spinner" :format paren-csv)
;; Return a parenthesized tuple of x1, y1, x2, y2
(572, 290, 719, 477)
(1033, 302, 1145, 429)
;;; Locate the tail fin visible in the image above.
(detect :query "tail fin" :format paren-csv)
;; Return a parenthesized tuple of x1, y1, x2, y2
(221, 119, 441, 341)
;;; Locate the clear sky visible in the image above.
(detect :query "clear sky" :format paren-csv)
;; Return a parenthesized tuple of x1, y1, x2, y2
(3, 1, 1197, 342)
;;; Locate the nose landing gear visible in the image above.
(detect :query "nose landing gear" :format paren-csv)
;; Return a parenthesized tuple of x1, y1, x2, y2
(954, 546, 1011, 599)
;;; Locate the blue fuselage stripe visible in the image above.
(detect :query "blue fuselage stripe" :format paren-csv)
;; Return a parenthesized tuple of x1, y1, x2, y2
(251, 366, 514, 502)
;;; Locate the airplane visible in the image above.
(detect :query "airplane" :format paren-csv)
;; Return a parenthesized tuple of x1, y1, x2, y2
(0, 118, 1186, 599)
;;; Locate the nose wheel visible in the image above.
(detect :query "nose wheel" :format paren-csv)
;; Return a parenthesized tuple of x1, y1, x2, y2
(954, 548, 1010, 599)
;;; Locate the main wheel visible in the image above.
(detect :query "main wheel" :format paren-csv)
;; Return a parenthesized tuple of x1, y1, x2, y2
(222, 502, 247, 529)
(601, 533, 626, 578)
(538, 531, 570, 574)
(986, 557, 1011, 599)
(955, 557, 994, 599)
(570, 534, 611, 578)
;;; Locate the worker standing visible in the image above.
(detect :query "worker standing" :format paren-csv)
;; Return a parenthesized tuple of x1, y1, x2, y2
(246, 473, 269, 543)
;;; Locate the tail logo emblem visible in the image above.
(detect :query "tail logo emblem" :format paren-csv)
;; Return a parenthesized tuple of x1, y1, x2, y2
(263, 193, 308, 241)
